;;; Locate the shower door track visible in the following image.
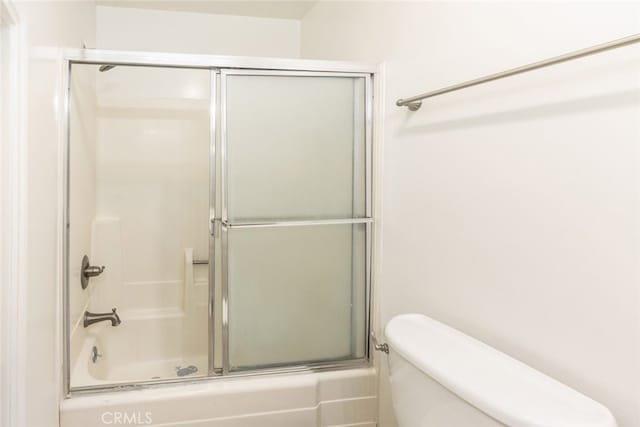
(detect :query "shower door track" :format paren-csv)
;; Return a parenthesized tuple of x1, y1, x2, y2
(61, 49, 377, 396)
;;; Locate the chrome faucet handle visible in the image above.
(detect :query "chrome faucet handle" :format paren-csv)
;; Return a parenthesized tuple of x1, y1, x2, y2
(84, 265, 105, 277)
(81, 255, 106, 289)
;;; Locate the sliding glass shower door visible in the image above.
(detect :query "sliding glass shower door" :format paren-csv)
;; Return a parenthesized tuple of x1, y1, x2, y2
(65, 58, 372, 392)
(219, 71, 371, 371)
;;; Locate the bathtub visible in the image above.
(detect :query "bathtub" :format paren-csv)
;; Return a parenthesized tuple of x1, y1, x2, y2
(67, 240, 376, 426)
(68, 295, 376, 426)
(61, 367, 377, 426)
(71, 313, 207, 386)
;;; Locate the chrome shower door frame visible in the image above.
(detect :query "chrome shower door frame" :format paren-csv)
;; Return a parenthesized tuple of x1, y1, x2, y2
(219, 69, 373, 374)
(61, 49, 376, 395)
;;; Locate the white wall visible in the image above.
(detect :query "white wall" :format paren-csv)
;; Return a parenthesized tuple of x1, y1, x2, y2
(0, 1, 21, 425)
(11, 1, 95, 426)
(96, 5, 300, 57)
(302, 2, 640, 426)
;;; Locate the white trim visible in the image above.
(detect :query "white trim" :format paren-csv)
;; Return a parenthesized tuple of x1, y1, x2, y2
(0, 1, 25, 426)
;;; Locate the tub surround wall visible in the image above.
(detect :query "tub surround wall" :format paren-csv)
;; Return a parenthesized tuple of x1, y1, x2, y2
(68, 63, 97, 333)
(94, 65, 210, 289)
(301, 2, 640, 426)
(87, 219, 200, 316)
(88, 219, 124, 312)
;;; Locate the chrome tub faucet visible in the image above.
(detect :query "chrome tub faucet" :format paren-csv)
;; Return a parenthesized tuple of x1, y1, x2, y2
(84, 308, 121, 328)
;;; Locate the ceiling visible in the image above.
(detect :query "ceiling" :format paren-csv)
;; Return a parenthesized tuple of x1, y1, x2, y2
(95, 0, 318, 20)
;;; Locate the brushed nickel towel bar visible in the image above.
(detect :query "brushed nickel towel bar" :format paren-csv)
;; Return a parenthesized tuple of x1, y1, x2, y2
(396, 33, 640, 111)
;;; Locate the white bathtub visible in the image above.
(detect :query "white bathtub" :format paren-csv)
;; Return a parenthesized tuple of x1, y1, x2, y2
(71, 306, 208, 387)
(68, 305, 376, 426)
(61, 367, 377, 426)
(67, 241, 376, 426)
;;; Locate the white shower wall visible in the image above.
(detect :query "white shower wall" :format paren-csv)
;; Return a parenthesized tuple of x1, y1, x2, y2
(93, 65, 210, 309)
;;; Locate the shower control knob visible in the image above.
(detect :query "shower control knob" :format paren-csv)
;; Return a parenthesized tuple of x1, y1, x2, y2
(81, 255, 106, 290)
(84, 265, 105, 277)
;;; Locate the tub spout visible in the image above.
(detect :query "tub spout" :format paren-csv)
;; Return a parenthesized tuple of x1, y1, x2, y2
(84, 308, 121, 328)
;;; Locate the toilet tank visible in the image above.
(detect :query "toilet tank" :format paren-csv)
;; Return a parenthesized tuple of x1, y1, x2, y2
(385, 314, 617, 427)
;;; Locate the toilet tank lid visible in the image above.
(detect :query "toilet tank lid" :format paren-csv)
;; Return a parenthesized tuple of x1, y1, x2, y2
(384, 314, 617, 427)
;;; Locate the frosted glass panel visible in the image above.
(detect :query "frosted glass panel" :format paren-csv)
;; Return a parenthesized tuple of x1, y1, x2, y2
(225, 75, 366, 222)
(227, 224, 367, 369)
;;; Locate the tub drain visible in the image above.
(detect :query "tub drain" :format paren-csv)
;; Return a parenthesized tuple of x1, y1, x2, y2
(176, 365, 198, 377)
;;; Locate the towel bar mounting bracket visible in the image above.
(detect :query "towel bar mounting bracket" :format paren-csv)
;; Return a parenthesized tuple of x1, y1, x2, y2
(370, 331, 389, 354)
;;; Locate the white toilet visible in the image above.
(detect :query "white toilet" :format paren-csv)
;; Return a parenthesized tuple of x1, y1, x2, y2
(385, 314, 617, 427)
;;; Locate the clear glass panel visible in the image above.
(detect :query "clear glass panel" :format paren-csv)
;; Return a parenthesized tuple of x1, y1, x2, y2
(227, 224, 367, 369)
(68, 64, 211, 388)
(225, 74, 366, 222)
